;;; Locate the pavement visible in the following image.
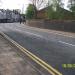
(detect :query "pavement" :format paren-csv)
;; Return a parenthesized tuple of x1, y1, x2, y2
(0, 34, 42, 75)
(0, 23, 75, 75)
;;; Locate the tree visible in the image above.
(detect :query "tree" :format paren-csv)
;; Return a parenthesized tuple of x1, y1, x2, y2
(67, 0, 75, 19)
(30, 0, 46, 9)
(29, 0, 46, 18)
(26, 4, 35, 19)
(68, 0, 75, 12)
(46, 0, 64, 19)
(46, 5, 55, 19)
(51, 0, 64, 10)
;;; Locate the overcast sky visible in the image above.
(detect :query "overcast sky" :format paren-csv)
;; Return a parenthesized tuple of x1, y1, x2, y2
(0, 0, 30, 13)
(0, 0, 68, 13)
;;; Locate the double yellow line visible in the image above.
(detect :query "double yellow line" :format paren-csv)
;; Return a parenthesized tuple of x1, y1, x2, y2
(0, 32, 62, 75)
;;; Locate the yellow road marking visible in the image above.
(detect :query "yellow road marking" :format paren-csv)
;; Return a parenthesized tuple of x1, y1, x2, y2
(0, 32, 62, 75)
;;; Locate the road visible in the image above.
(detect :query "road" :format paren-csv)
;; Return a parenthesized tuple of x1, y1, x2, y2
(0, 23, 75, 75)
(0, 33, 42, 75)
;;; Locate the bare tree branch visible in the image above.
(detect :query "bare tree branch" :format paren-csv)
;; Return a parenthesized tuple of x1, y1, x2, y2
(29, 0, 46, 10)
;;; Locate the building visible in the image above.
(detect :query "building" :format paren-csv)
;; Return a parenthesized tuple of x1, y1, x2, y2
(37, 8, 47, 19)
(37, 7, 75, 20)
(0, 9, 20, 23)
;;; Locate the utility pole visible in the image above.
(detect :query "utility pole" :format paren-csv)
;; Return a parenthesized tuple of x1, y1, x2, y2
(22, 4, 24, 14)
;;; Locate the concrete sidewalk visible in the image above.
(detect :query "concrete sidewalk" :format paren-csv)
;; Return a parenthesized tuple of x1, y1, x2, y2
(0, 34, 41, 75)
(24, 24, 75, 38)
(15, 23, 75, 38)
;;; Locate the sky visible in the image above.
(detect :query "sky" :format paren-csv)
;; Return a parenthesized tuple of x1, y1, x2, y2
(0, 0, 69, 13)
(0, 0, 30, 13)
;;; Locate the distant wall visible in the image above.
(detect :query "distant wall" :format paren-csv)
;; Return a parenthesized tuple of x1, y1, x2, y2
(27, 19, 75, 32)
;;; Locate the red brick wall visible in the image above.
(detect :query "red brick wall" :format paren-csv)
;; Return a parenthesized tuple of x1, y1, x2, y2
(37, 10, 47, 19)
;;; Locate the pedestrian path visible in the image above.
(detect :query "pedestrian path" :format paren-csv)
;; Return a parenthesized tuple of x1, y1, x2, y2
(22, 24, 75, 38)
(0, 34, 41, 75)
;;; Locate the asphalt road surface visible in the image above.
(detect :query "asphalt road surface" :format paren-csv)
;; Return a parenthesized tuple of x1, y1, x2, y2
(0, 23, 75, 75)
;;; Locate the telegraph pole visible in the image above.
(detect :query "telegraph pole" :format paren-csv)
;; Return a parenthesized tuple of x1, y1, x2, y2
(22, 4, 24, 14)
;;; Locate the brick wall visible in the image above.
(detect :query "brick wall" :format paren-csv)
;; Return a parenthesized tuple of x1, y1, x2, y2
(27, 20, 75, 32)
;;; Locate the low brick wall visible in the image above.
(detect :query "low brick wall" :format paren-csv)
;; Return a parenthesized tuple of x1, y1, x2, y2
(27, 19, 75, 32)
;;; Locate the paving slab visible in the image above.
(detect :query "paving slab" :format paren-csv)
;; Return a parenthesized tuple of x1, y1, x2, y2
(0, 35, 41, 75)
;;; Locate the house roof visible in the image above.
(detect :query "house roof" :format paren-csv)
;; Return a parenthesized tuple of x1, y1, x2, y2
(38, 6, 71, 13)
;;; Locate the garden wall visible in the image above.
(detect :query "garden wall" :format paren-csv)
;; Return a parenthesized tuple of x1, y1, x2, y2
(27, 19, 75, 32)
